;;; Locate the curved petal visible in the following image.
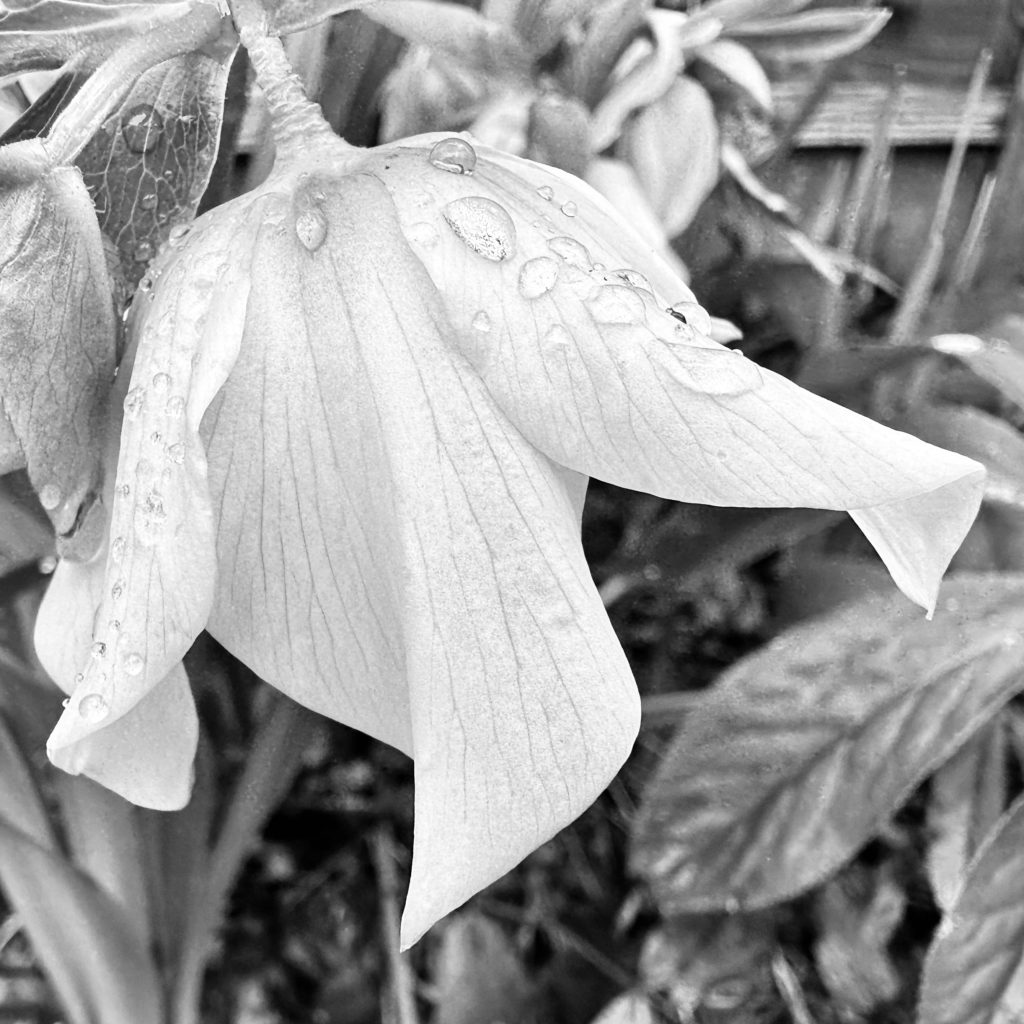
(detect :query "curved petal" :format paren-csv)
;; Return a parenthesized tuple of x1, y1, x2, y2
(43, 198, 261, 753)
(35, 547, 197, 810)
(370, 138, 984, 611)
(200, 170, 638, 944)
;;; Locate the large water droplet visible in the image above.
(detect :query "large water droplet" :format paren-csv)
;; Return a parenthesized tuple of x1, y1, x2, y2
(667, 301, 712, 337)
(612, 268, 654, 294)
(295, 205, 328, 252)
(442, 197, 516, 262)
(518, 257, 560, 299)
(78, 693, 110, 723)
(38, 483, 62, 511)
(560, 200, 578, 217)
(536, 185, 554, 202)
(124, 388, 146, 420)
(123, 652, 145, 677)
(407, 221, 439, 248)
(121, 105, 163, 154)
(547, 236, 592, 272)
(588, 285, 647, 325)
(471, 311, 492, 333)
(428, 137, 477, 175)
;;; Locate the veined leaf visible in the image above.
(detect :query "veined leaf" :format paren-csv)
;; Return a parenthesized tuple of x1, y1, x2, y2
(918, 793, 1024, 1024)
(631, 576, 1024, 914)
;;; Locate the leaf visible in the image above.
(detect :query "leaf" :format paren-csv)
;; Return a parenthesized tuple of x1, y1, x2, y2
(695, 0, 813, 31)
(0, 709, 55, 850)
(630, 576, 1024, 914)
(931, 331, 1024, 416)
(694, 39, 773, 113)
(0, 819, 162, 1024)
(563, 0, 647, 108)
(483, 0, 590, 59)
(619, 76, 721, 236)
(589, 992, 657, 1024)
(732, 9, 892, 66)
(76, 40, 236, 290)
(527, 92, 591, 178)
(918, 793, 1024, 1024)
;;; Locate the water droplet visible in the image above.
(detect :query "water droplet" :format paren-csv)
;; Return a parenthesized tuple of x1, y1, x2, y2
(124, 387, 146, 420)
(612, 268, 654, 293)
(667, 300, 712, 336)
(133, 240, 154, 263)
(166, 396, 186, 416)
(78, 693, 109, 723)
(121, 104, 163, 154)
(136, 490, 167, 543)
(666, 346, 764, 395)
(442, 197, 516, 262)
(151, 372, 172, 391)
(471, 311, 492, 333)
(588, 285, 647, 324)
(137, 275, 153, 294)
(111, 579, 126, 601)
(295, 205, 328, 252)
(166, 442, 186, 464)
(518, 257, 560, 299)
(74, 672, 84, 685)
(544, 324, 573, 352)
(536, 185, 554, 201)
(61, 697, 69, 708)
(108, 619, 120, 632)
(407, 221, 439, 248)
(38, 483, 61, 510)
(116, 483, 130, 499)
(547, 236, 592, 272)
(560, 200, 578, 217)
(428, 137, 477, 175)
(90, 641, 106, 659)
(110, 536, 126, 562)
(140, 192, 157, 210)
(123, 652, 144, 677)
(163, 169, 174, 181)
(168, 224, 190, 246)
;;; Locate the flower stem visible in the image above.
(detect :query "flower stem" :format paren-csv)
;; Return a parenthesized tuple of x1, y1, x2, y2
(228, 0, 343, 155)
(44, 3, 226, 165)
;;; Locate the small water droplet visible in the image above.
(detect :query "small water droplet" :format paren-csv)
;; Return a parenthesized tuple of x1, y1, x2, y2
(471, 310, 492, 333)
(140, 192, 157, 210)
(544, 324, 573, 352)
(78, 693, 109, 723)
(38, 483, 62, 510)
(165, 395, 186, 416)
(108, 619, 120, 632)
(667, 300, 712, 336)
(428, 137, 477, 175)
(588, 284, 647, 324)
(407, 221, 439, 248)
(151, 372, 172, 391)
(74, 672, 84, 685)
(116, 483, 130, 499)
(518, 257, 560, 299)
(442, 197, 516, 262)
(168, 224, 190, 246)
(124, 387, 146, 420)
(560, 200, 577, 217)
(163, 169, 174, 181)
(136, 490, 168, 543)
(123, 652, 144, 677)
(111, 579, 126, 601)
(90, 641, 106, 659)
(166, 442, 186, 464)
(111, 536, 126, 562)
(536, 185, 554, 201)
(295, 205, 328, 252)
(612, 268, 654, 293)
(133, 240, 154, 264)
(547, 235, 592, 271)
(137, 275, 153, 294)
(61, 697, 69, 708)
(121, 104, 163, 154)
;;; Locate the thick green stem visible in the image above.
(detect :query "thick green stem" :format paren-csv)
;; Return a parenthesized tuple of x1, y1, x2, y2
(44, 3, 227, 165)
(228, 0, 343, 155)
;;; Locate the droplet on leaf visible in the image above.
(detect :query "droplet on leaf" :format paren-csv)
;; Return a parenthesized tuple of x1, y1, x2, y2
(588, 285, 647, 324)
(295, 205, 328, 252)
(408, 221, 439, 248)
(138, 275, 153, 294)
(612, 268, 654, 294)
(140, 193, 157, 211)
(518, 257, 560, 299)
(536, 185, 554, 201)
(667, 300, 712, 336)
(38, 483, 62, 510)
(78, 693, 109, 722)
(471, 310, 492, 333)
(560, 200, 578, 217)
(547, 235, 592, 271)
(123, 652, 144, 676)
(121, 105, 163, 154)
(428, 137, 477, 175)
(442, 197, 516, 262)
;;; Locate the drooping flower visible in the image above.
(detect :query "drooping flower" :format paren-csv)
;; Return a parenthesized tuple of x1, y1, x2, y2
(34, 125, 984, 946)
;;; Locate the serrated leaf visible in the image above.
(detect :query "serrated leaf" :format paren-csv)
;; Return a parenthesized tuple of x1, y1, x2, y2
(0, 819, 162, 1024)
(918, 793, 1024, 1024)
(76, 41, 235, 290)
(732, 9, 892, 66)
(631, 576, 1024, 914)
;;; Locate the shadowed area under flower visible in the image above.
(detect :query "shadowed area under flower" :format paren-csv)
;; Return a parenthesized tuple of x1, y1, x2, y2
(34, 130, 984, 948)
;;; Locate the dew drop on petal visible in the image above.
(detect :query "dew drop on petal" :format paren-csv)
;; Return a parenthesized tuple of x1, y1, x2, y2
(407, 221, 439, 248)
(111, 578, 125, 601)
(78, 693, 110, 723)
(90, 641, 106, 659)
(38, 483, 61, 510)
(536, 185, 554, 201)
(116, 483, 130, 499)
(111, 536, 126, 562)
(547, 235, 592, 272)
(121, 105, 163, 154)
(151, 372, 172, 391)
(137, 275, 154, 295)
(612, 268, 654, 293)
(295, 206, 328, 252)
(667, 347, 764, 396)
(133, 240, 154, 263)
(166, 442, 186, 464)
(168, 224, 191, 246)
(588, 285, 647, 324)
(442, 197, 517, 262)
(518, 257, 560, 299)
(667, 300, 712, 336)
(544, 324, 574, 353)
(471, 311, 492, 333)
(124, 388, 146, 420)
(135, 490, 168, 544)
(61, 697, 69, 708)
(560, 200, 578, 217)
(165, 395, 186, 416)
(428, 137, 477, 175)
(123, 652, 144, 677)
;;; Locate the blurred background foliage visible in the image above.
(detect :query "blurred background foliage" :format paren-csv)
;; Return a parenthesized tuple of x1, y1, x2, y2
(5, 0, 1024, 1022)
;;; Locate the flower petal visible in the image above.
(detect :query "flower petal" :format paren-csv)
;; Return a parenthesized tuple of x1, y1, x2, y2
(375, 138, 984, 612)
(200, 168, 639, 944)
